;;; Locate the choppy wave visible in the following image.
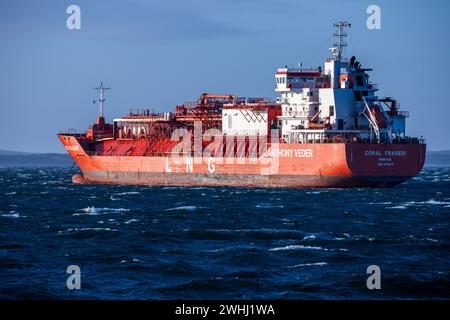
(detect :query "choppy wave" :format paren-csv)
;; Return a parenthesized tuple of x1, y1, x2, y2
(388, 205, 407, 209)
(165, 206, 199, 211)
(204, 228, 303, 235)
(285, 262, 328, 268)
(389, 199, 450, 209)
(73, 206, 130, 215)
(256, 203, 285, 208)
(120, 258, 142, 264)
(57, 227, 118, 234)
(1, 212, 20, 218)
(306, 191, 324, 195)
(114, 191, 141, 195)
(269, 244, 347, 252)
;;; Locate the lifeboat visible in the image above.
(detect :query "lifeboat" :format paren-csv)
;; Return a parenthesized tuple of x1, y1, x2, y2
(308, 110, 331, 129)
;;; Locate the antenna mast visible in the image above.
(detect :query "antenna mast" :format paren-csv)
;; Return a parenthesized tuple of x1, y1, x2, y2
(333, 21, 351, 61)
(94, 81, 111, 118)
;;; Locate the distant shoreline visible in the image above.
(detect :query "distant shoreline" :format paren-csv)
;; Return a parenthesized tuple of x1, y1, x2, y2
(0, 149, 449, 167)
(0, 150, 73, 167)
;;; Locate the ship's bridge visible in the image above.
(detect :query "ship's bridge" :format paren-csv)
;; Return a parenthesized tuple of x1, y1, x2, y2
(275, 67, 322, 92)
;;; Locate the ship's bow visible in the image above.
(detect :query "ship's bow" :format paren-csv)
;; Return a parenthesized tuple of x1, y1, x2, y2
(58, 134, 91, 183)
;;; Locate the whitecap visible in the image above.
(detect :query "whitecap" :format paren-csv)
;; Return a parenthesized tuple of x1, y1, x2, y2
(203, 248, 228, 253)
(306, 191, 322, 195)
(387, 205, 407, 209)
(124, 219, 139, 224)
(5, 192, 16, 195)
(165, 206, 198, 211)
(425, 238, 438, 242)
(115, 191, 140, 195)
(397, 199, 450, 208)
(1, 212, 20, 218)
(302, 235, 316, 241)
(269, 245, 328, 251)
(269, 244, 347, 252)
(57, 227, 118, 234)
(425, 199, 450, 205)
(229, 190, 248, 195)
(208, 228, 301, 235)
(73, 207, 130, 215)
(286, 262, 328, 268)
(120, 258, 141, 264)
(256, 203, 285, 208)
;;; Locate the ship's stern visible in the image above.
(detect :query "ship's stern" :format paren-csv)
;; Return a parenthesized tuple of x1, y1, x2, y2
(345, 143, 426, 187)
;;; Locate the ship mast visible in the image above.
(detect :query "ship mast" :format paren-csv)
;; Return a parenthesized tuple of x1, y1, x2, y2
(94, 82, 111, 118)
(332, 21, 351, 62)
(329, 21, 351, 88)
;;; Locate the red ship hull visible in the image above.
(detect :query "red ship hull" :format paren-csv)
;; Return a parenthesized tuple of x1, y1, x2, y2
(58, 135, 426, 188)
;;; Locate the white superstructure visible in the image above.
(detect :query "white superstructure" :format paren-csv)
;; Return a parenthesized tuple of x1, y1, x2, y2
(275, 21, 408, 144)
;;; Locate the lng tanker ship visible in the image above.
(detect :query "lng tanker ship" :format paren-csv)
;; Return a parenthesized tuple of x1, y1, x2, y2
(58, 21, 426, 188)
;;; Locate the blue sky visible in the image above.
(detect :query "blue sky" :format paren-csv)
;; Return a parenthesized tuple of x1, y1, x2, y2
(0, 0, 449, 152)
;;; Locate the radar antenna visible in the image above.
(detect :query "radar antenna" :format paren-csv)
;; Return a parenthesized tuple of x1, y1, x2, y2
(94, 82, 111, 118)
